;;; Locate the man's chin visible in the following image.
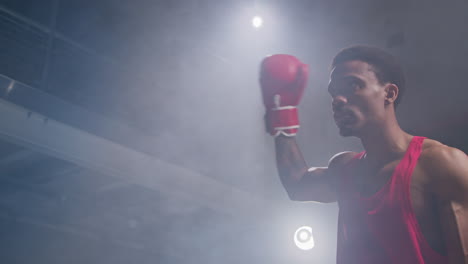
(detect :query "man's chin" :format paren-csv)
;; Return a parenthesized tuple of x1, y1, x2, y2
(338, 126, 355, 137)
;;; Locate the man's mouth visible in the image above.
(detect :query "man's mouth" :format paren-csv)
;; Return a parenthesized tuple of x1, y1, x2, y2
(333, 111, 356, 126)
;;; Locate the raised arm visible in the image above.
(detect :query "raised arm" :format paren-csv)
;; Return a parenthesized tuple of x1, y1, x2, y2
(259, 54, 355, 202)
(275, 135, 355, 202)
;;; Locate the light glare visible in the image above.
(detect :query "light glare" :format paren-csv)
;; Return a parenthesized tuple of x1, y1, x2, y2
(294, 226, 315, 250)
(252, 16, 263, 28)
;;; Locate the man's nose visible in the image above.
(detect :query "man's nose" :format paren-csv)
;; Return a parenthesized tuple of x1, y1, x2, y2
(332, 95, 347, 110)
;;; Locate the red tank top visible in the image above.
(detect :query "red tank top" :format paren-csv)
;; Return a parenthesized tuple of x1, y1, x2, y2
(336, 136, 447, 264)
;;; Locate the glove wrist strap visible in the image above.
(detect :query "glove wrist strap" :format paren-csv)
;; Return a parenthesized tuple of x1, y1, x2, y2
(268, 107, 299, 137)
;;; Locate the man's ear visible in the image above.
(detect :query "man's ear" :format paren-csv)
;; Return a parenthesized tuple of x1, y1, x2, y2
(384, 83, 399, 105)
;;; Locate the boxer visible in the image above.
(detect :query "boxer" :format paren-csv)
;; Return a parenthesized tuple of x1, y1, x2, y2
(260, 46, 468, 263)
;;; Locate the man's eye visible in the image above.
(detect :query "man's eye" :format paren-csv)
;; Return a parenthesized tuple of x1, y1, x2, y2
(348, 81, 360, 90)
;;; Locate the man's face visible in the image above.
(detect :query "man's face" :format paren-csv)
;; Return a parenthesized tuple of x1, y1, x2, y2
(328, 60, 388, 137)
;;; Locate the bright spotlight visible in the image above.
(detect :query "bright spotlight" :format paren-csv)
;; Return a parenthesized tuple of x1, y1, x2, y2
(294, 226, 315, 250)
(252, 16, 263, 28)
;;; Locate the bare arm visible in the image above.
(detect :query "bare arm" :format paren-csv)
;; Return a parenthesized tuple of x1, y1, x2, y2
(423, 146, 468, 263)
(275, 135, 356, 202)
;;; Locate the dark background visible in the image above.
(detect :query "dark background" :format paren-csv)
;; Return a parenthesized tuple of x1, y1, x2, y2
(0, 0, 466, 263)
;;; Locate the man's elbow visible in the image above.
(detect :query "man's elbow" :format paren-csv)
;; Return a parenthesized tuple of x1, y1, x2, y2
(285, 189, 336, 203)
(285, 189, 303, 201)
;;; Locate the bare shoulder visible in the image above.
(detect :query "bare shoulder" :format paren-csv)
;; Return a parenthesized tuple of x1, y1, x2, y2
(307, 151, 358, 173)
(419, 138, 467, 168)
(419, 138, 468, 200)
(328, 151, 359, 169)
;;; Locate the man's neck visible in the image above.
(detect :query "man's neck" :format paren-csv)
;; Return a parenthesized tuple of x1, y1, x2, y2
(359, 117, 413, 167)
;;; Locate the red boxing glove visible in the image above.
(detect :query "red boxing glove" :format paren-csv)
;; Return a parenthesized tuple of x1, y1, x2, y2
(260, 54, 308, 137)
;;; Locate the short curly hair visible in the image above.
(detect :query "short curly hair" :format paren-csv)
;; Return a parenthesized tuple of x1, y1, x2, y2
(331, 46, 406, 107)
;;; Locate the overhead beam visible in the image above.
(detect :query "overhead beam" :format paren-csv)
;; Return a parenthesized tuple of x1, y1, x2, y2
(0, 98, 269, 216)
(0, 149, 38, 167)
(0, 210, 177, 259)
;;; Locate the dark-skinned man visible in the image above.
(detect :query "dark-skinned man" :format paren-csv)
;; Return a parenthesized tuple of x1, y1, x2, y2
(260, 46, 468, 263)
